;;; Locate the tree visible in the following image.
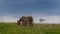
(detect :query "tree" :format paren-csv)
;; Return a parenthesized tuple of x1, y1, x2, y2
(40, 18, 45, 23)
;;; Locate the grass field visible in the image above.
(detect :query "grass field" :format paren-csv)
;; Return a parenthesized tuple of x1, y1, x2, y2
(0, 22, 60, 34)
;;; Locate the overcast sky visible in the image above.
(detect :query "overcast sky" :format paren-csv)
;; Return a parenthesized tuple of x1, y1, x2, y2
(0, 0, 60, 23)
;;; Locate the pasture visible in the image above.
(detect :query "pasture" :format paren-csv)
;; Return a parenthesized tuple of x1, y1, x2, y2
(0, 22, 60, 34)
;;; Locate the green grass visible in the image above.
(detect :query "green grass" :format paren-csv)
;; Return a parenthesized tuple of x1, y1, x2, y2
(0, 22, 60, 34)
